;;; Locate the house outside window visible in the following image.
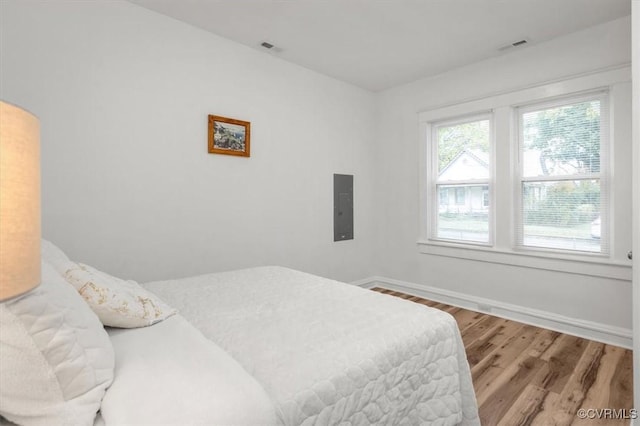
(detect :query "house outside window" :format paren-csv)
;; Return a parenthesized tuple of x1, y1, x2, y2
(432, 115, 492, 244)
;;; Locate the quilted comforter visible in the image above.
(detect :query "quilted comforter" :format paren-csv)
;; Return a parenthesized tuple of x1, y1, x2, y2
(143, 266, 479, 426)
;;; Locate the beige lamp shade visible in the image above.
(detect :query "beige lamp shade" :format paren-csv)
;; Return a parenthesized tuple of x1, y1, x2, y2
(0, 101, 41, 301)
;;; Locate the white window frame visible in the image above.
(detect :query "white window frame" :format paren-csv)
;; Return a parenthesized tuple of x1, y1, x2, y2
(427, 113, 494, 246)
(514, 91, 610, 256)
(417, 66, 632, 281)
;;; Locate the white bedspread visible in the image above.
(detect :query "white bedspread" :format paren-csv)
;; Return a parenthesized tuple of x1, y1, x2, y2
(100, 315, 277, 425)
(144, 266, 479, 426)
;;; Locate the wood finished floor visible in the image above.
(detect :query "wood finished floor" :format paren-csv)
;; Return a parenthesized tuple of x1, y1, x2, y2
(371, 288, 634, 426)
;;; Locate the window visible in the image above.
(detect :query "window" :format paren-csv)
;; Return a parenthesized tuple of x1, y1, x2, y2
(419, 68, 631, 278)
(517, 94, 608, 254)
(439, 189, 448, 205)
(431, 116, 491, 244)
(454, 187, 466, 205)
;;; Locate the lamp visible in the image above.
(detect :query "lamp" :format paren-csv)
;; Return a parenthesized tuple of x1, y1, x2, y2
(0, 101, 41, 301)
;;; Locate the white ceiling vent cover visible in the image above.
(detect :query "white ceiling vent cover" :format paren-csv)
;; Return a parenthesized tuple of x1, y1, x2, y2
(498, 39, 529, 51)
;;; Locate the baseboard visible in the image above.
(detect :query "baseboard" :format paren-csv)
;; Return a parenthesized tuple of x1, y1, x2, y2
(351, 276, 632, 349)
(349, 277, 377, 289)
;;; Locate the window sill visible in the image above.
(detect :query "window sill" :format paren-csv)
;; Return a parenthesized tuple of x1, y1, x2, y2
(417, 240, 632, 281)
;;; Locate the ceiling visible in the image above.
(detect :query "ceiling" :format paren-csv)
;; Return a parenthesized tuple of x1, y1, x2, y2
(127, 0, 631, 92)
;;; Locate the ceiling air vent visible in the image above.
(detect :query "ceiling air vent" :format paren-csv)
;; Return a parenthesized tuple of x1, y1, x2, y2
(498, 39, 529, 52)
(259, 41, 283, 53)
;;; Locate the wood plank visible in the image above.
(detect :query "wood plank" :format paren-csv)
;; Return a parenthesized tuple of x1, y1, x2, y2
(497, 384, 549, 426)
(461, 314, 504, 341)
(451, 308, 485, 333)
(580, 345, 626, 410)
(474, 326, 551, 407)
(530, 391, 561, 426)
(465, 319, 516, 368)
(609, 349, 634, 409)
(411, 298, 443, 308)
(442, 305, 462, 315)
(472, 325, 550, 398)
(370, 287, 390, 294)
(528, 328, 562, 358)
(544, 341, 605, 426)
(479, 355, 547, 425)
(535, 334, 590, 394)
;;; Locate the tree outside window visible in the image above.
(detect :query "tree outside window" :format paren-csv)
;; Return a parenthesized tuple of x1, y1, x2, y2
(518, 96, 605, 253)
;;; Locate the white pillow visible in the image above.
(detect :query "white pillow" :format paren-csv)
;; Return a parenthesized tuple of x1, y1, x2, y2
(40, 239, 76, 276)
(64, 263, 176, 328)
(101, 315, 278, 425)
(0, 262, 114, 426)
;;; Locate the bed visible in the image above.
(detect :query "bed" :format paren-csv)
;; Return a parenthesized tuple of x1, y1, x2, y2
(0, 241, 479, 426)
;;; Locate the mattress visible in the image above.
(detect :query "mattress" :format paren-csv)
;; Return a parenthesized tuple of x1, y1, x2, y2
(144, 266, 479, 426)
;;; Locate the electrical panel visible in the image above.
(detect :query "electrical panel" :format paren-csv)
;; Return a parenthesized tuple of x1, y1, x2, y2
(333, 174, 353, 241)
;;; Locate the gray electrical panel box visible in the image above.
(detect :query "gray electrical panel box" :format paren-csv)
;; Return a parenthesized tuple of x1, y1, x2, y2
(334, 174, 353, 241)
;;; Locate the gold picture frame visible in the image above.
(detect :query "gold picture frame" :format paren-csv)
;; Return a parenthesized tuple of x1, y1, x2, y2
(208, 115, 250, 157)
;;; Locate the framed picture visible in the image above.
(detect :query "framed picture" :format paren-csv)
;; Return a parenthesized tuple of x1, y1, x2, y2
(208, 115, 250, 157)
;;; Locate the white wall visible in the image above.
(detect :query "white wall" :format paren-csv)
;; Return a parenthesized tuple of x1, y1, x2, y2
(0, 0, 377, 283)
(374, 17, 634, 334)
(631, 0, 639, 416)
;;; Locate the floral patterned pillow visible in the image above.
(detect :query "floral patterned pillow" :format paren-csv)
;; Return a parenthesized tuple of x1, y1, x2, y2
(65, 263, 176, 328)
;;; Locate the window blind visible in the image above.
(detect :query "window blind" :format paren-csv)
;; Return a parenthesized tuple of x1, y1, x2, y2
(516, 92, 609, 254)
